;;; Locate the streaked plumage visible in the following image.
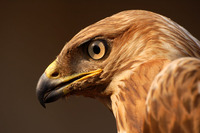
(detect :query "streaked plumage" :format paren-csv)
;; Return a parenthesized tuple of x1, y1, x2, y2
(36, 10, 200, 133)
(144, 57, 200, 133)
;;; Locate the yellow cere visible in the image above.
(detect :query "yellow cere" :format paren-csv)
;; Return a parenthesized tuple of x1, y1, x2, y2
(45, 60, 58, 78)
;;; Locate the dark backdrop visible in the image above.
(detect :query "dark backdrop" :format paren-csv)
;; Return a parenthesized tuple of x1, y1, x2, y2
(0, 1, 200, 133)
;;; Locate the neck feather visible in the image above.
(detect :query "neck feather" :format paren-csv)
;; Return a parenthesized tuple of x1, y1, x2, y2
(108, 59, 169, 133)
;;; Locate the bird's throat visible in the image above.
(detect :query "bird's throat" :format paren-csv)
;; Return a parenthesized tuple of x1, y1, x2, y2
(111, 83, 147, 133)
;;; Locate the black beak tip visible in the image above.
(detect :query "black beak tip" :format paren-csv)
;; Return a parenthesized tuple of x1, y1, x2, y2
(36, 73, 49, 108)
(41, 103, 46, 108)
(41, 104, 46, 108)
(36, 89, 46, 108)
(38, 97, 46, 108)
(36, 73, 64, 108)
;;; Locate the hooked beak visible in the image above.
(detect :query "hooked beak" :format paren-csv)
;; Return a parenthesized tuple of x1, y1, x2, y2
(36, 60, 102, 108)
(36, 73, 64, 108)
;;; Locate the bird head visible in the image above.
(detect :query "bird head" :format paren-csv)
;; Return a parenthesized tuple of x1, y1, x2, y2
(36, 10, 200, 108)
(36, 38, 111, 108)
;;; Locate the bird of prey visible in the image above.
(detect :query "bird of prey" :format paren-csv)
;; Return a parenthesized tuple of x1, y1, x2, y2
(36, 10, 200, 133)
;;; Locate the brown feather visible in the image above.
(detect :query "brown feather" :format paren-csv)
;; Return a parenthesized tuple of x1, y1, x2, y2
(145, 57, 200, 133)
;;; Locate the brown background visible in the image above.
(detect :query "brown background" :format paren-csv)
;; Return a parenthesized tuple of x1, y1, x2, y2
(0, 1, 200, 133)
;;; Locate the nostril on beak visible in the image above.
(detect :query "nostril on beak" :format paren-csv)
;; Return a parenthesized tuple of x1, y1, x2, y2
(45, 60, 60, 79)
(51, 71, 59, 78)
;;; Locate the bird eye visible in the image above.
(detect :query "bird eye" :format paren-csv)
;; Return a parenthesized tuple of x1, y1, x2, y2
(88, 40, 107, 60)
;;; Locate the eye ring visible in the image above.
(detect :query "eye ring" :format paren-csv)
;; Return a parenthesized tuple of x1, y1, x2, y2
(88, 40, 107, 60)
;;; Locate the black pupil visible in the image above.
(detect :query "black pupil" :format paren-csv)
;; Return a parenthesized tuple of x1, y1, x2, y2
(93, 45, 101, 54)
